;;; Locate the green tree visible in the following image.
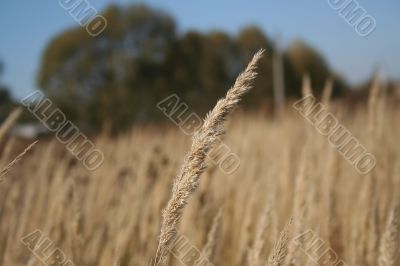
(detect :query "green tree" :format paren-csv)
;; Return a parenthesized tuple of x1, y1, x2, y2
(38, 4, 177, 130)
(37, 4, 349, 131)
(0, 60, 17, 120)
(166, 30, 238, 114)
(285, 41, 331, 96)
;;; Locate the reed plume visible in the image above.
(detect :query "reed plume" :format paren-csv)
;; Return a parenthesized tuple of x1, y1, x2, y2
(302, 74, 312, 97)
(200, 208, 222, 262)
(322, 77, 333, 106)
(0, 108, 22, 143)
(0, 140, 38, 181)
(153, 49, 265, 266)
(368, 74, 380, 139)
(248, 205, 270, 266)
(267, 218, 292, 266)
(379, 205, 400, 266)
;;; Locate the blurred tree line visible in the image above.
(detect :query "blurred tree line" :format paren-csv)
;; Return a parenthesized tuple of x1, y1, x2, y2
(8, 4, 353, 131)
(0, 62, 19, 121)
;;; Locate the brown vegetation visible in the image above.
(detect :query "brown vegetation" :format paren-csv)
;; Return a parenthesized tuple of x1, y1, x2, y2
(0, 52, 399, 266)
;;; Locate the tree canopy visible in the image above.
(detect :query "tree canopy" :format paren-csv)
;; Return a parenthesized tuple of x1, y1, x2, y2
(37, 4, 348, 131)
(0, 60, 17, 120)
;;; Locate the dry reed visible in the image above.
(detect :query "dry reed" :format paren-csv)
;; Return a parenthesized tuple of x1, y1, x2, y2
(0, 59, 398, 266)
(0, 140, 38, 180)
(153, 49, 265, 266)
(379, 205, 400, 266)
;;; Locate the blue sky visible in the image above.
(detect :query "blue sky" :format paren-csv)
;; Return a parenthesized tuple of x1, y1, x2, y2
(0, 0, 399, 99)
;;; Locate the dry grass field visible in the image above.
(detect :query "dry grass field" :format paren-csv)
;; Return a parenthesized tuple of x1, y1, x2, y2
(0, 52, 399, 266)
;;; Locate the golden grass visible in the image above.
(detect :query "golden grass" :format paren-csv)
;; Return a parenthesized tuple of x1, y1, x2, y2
(0, 108, 22, 143)
(0, 57, 399, 265)
(0, 140, 38, 180)
(153, 49, 264, 266)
